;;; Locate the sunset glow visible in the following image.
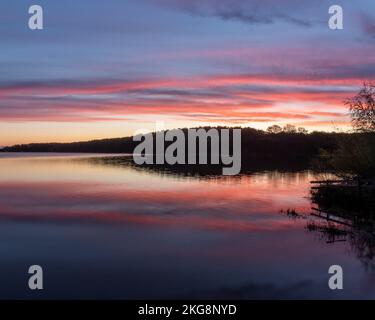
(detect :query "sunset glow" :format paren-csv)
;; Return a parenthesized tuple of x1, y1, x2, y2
(1, 0, 374, 145)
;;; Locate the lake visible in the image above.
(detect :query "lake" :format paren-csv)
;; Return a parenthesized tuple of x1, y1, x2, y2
(0, 153, 374, 299)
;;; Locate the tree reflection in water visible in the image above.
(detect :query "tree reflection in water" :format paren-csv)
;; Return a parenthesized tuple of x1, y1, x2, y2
(282, 185, 375, 270)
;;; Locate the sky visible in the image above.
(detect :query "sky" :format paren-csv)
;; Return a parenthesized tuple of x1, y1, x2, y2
(0, 0, 374, 145)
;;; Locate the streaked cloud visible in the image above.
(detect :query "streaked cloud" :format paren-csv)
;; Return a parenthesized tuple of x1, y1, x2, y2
(0, 0, 374, 144)
(149, 0, 315, 26)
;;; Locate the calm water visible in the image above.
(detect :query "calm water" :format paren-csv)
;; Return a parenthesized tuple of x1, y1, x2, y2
(0, 153, 374, 299)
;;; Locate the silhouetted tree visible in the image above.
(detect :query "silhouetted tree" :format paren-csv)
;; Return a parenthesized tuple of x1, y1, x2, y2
(266, 125, 283, 134)
(318, 82, 375, 181)
(346, 82, 375, 132)
(320, 134, 375, 180)
(283, 124, 297, 133)
(297, 127, 308, 134)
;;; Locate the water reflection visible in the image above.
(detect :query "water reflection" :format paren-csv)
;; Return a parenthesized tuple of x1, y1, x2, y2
(281, 184, 375, 271)
(0, 154, 374, 299)
(0, 155, 313, 231)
